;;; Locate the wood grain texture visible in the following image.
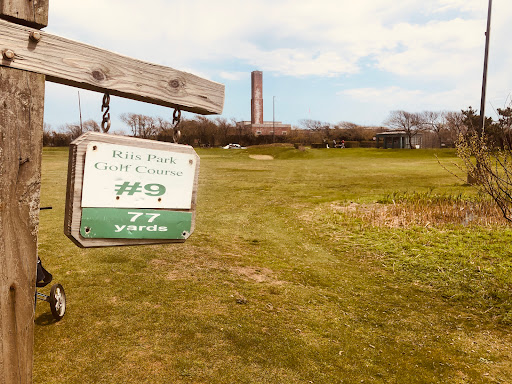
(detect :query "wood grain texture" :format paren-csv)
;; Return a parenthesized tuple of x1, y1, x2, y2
(0, 0, 48, 28)
(0, 19, 225, 115)
(0, 66, 44, 384)
(65, 132, 199, 248)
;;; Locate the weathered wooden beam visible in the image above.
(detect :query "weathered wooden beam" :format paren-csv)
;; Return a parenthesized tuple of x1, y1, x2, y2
(0, 19, 225, 115)
(0, 0, 48, 29)
(0, 66, 44, 384)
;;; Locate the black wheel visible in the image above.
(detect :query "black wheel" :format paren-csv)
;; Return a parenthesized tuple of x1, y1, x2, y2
(49, 284, 66, 321)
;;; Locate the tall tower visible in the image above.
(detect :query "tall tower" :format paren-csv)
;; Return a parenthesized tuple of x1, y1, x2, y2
(251, 71, 263, 124)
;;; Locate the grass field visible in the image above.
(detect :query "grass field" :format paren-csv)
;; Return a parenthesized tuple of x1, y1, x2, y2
(35, 146, 512, 383)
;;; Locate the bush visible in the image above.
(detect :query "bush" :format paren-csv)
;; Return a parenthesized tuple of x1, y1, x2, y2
(360, 141, 377, 148)
(311, 143, 328, 148)
(43, 132, 72, 147)
(344, 141, 360, 148)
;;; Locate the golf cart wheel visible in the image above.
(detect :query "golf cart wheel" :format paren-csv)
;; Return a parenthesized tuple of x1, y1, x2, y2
(49, 283, 66, 321)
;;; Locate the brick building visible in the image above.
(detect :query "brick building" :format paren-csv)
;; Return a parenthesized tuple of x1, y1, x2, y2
(237, 71, 291, 137)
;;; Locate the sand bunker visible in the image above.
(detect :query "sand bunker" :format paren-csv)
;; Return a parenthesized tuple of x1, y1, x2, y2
(249, 155, 274, 160)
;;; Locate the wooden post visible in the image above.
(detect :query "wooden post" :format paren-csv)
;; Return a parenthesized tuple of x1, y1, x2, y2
(0, 2, 47, 382)
(0, 67, 44, 384)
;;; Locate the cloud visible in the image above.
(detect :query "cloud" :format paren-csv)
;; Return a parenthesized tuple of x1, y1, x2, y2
(219, 71, 247, 81)
(234, 46, 359, 77)
(435, 0, 485, 13)
(46, 0, 512, 87)
(374, 18, 484, 80)
(340, 85, 479, 116)
(47, 0, 493, 79)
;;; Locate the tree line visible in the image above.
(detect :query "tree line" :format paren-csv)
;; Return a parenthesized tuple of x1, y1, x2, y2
(42, 109, 500, 149)
(43, 114, 388, 147)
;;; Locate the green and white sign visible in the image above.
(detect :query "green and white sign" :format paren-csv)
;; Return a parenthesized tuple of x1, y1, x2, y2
(82, 142, 196, 209)
(64, 132, 199, 248)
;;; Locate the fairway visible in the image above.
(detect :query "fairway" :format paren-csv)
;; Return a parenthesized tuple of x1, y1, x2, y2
(35, 146, 512, 383)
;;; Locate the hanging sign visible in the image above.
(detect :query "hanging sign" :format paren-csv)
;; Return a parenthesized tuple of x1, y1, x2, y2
(64, 132, 199, 248)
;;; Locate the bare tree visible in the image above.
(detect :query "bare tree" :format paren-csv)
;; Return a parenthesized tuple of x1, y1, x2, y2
(154, 117, 181, 143)
(299, 119, 332, 142)
(82, 119, 100, 133)
(335, 121, 381, 142)
(456, 106, 512, 222)
(62, 123, 82, 140)
(43, 122, 53, 146)
(337, 121, 359, 130)
(384, 110, 421, 149)
(155, 117, 173, 131)
(121, 113, 157, 139)
(444, 111, 467, 146)
(214, 117, 234, 146)
(59, 118, 100, 141)
(419, 111, 446, 147)
(194, 116, 216, 146)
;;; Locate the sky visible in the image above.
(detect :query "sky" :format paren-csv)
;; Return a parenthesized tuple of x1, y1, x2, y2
(42, 0, 512, 133)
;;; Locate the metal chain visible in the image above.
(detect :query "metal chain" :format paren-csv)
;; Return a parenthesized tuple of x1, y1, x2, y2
(172, 108, 182, 143)
(101, 93, 111, 133)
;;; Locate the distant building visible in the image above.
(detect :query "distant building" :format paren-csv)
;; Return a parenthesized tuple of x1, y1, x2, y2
(375, 131, 423, 149)
(237, 71, 291, 136)
(236, 120, 291, 136)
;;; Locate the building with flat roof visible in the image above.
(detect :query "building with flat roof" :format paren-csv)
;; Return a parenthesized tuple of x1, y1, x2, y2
(375, 131, 423, 149)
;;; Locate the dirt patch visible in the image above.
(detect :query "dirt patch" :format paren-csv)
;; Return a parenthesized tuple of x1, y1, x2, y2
(149, 259, 169, 267)
(229, 265, 284, 285)
(153, 255, 285, 286)
(249, 155, 274, 160)
(164, 258, 220, 281)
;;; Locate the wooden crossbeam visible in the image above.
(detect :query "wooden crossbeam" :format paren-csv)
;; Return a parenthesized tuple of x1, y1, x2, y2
(0, 19, 225, 115)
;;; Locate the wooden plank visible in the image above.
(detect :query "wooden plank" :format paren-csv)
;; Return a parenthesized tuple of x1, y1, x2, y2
(0, 19, 225, 115)
(64, 132, 200, 248)
(0, 0, 48, 28)
(0, 66, 44, 384)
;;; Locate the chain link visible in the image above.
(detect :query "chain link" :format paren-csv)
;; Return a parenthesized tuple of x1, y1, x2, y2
(172, 108, 182, 143)
(101, 93, 111, 133)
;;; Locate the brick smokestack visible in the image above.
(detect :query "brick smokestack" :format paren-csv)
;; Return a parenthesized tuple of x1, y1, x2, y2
(251, 71, 263, 124)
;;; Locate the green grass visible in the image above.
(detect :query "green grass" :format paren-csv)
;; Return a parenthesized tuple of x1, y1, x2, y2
(35, 146, 512, 383)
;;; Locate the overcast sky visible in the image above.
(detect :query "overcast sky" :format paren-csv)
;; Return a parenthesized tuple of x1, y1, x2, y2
(42, 0, 512, 132)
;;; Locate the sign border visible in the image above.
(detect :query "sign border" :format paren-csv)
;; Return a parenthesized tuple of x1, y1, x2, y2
(64, 132, 200, 248)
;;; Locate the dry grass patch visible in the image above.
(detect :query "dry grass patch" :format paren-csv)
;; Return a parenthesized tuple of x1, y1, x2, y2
(332, 197, 507, 228)
(229, 265, 284, 285)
